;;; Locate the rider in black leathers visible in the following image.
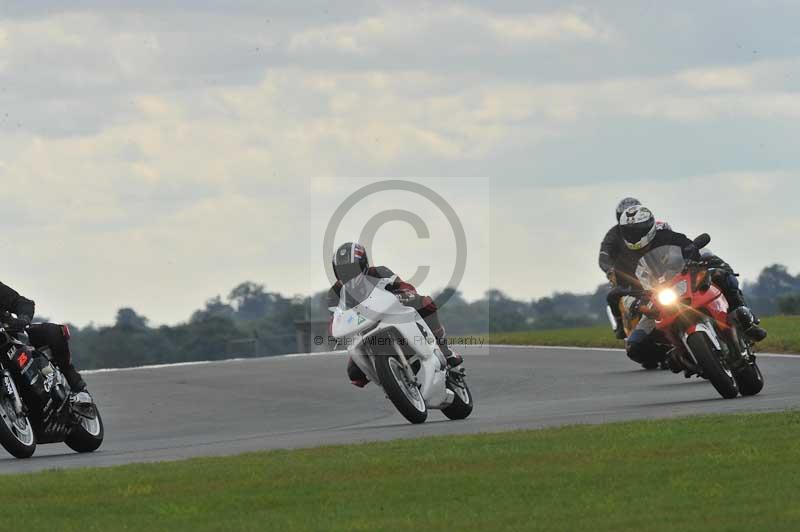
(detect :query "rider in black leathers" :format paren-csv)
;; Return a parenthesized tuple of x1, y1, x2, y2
(599, 197, 644, 276)
(0, 280, 87, 392)
(600, 197, 671, 339)
(614, 206, 767, 366)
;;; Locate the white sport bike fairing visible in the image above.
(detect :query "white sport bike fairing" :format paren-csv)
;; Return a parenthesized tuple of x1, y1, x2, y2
(331, 276, 473, 424)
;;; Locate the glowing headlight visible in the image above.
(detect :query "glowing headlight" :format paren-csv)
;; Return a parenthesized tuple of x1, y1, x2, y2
(658, 288, 679, 306)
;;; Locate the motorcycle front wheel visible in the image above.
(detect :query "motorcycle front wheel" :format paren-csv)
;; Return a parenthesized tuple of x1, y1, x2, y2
(687, 332, 739, 399)
(0, 395, 36, 459)
(374, 355, 428, 424)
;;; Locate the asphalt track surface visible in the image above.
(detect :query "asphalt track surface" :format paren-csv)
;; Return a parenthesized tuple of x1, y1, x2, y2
(2, 345, 799, 474)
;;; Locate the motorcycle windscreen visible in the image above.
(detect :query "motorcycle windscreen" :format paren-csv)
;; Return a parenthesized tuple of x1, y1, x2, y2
(338, 274, 381, 310)
(634, 245, 686, 290)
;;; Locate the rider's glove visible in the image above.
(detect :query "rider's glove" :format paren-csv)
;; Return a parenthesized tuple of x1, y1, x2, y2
(629, 298, 643, 317)
(3, 316, 30, 333)
(395, 290, 418, 306)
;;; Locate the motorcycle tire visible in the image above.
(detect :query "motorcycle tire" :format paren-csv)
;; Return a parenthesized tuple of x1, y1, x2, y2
(65, 408, 104, 453)
(687, 332, 739, 399)
(736, 362, 765, 397)
(442, 374, 473, 421)
(0, 398, 36, 459)
(374, 355, 428, 425)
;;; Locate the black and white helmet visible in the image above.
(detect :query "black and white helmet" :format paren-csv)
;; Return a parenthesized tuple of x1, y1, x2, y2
(619, 205, 657, 250)
(332, 242, 369, 283)
(615, 197, 641, 222)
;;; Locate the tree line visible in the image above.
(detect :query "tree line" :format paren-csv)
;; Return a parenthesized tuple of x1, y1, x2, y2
(65, 264, 800, 370)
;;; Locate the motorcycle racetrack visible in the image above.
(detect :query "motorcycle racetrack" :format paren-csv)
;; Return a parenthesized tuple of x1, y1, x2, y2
(2, 345, 799, 474)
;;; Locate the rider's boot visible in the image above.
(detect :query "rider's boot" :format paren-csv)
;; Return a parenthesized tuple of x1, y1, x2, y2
(433, 327, 463, 368)
(732, 306, 768, 342)
(666, 348, 684, 374)
(606, 294, 627, 340)
(347, 357, 370, 388)
(445, 350, 464, 368)
(62, 364, 87, 393)
(727, 290, 768, 342)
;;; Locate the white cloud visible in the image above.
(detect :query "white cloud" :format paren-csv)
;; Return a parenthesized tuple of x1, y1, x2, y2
(453, 60, 800, 128)
(1, 2, 799, 327)
(289, 4, 611, 55)
(486, 9, 608, 43)
(677, 66, 753, 91)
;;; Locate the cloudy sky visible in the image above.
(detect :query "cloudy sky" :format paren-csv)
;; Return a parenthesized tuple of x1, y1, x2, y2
(1, 1, 799, 326)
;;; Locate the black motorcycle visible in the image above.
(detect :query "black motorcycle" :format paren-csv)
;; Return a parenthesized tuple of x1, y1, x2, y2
(0, 313, 103, 459)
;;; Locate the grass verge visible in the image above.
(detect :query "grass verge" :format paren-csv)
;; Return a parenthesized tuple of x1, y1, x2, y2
(483, 315, 800, 354)
(3, 411, 800, 531)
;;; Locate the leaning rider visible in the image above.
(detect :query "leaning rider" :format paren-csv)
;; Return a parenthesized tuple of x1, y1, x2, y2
(327, 242, 463, 388)
(599, 197, 672, 339)
(614, 205, 767, 366)
(0, 280, 87, 393)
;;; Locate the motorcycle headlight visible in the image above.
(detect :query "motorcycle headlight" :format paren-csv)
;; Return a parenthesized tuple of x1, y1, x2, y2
(657, 280, 688, 307)
(657, 288, 679, 306)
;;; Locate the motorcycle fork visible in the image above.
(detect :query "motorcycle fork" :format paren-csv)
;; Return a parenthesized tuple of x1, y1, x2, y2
(666, 329, 702, 375)
(2, 370, 24, 416)
(723, 327, 753, 369)
(391, 336, 418, 386)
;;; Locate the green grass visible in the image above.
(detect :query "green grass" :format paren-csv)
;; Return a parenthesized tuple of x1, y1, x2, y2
(483, 315, 800, 354)
(4, 411, 800, 531)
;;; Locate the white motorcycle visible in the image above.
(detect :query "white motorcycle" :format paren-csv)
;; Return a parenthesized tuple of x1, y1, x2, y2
(331, 278, 473, 424)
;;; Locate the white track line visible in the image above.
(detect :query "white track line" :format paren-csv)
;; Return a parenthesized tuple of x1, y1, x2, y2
(83, 351, 345, 375)
(484, 344, 625, 353)
(483, 344, 799, 359)
(81, 344, 798, 375)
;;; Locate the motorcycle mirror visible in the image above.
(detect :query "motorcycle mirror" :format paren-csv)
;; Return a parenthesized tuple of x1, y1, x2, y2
(693, 233, 711, 250)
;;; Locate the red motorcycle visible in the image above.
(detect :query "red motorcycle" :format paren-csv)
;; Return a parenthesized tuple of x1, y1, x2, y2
(626, 234, 764, 399)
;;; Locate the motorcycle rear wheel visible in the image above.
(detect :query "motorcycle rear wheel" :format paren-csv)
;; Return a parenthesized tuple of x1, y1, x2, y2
(374, 355, 428, 425)
(736, 362, 765, 397)
(687, 332, 739, 399)
(0, 397, 36, 459)
(442, 374, 473, 420)
(65, 407, 104, 453)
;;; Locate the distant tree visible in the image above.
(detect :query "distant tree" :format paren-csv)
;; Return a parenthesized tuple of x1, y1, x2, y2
(62, 263, 800, 371)
(778, 294, 800, 315)
(228, 282, 270, 320)
(484, 289, 528, 333)
(114, 308, 148, 331)
(434, 288, 484, 334)
(745, 264, 800, 316)
(750, 265, 800, 297)
(306, 291, 333, 320)
(590, 284, 612, 320)
(191, 296, 236, 323)
(226, 282, 293, 322)
(170, 316, 243, 362)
